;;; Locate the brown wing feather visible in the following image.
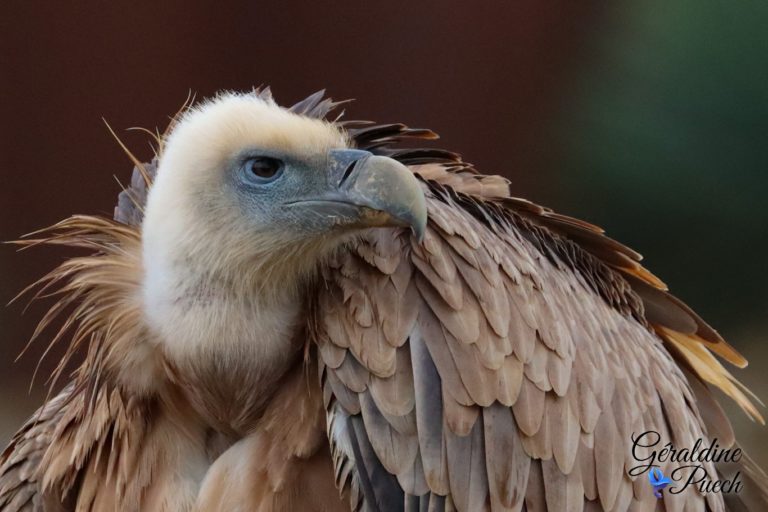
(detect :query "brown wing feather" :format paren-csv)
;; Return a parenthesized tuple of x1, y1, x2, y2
(0, 379, 161, 512)
(0, 387, 72, 512)
(283, 90, 765, 511)
(313, 161, 763, 511)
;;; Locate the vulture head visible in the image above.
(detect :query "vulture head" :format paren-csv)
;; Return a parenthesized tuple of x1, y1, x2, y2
(143, 92, 426, 289)
(140, 92, 427, 379)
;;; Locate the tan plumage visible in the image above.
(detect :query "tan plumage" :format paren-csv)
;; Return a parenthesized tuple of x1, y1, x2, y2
(1, 89, 766, 511)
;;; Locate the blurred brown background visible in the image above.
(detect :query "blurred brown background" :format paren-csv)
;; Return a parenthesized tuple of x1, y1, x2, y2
(2, 0, 766, 468)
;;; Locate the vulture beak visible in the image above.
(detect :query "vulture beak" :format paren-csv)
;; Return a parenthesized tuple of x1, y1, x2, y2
(289, 149, 427, 240)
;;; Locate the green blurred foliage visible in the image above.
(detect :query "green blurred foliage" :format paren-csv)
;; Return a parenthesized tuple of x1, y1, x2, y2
(558, 1, 768, 332)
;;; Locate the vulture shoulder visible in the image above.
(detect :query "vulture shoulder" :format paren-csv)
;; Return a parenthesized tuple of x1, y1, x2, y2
(312, 119, 767, 511)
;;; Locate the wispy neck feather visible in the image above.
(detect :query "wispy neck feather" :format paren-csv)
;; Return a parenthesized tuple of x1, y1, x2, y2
(14, 215, 162, 397)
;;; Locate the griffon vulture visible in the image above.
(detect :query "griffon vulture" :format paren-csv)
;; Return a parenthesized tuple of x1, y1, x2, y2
(1, 89, 766, 511)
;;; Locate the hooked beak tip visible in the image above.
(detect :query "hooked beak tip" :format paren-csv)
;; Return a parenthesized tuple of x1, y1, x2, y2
(409, 208, 427, 243)
(288, 150, 429, 241)
(332, 152, 428, 240)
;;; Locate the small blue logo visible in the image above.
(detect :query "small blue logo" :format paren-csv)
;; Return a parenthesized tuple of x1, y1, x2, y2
(648, 467, 672, 498)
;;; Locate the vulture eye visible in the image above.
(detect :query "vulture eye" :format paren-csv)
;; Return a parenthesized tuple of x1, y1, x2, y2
(242, 157, 284, 183)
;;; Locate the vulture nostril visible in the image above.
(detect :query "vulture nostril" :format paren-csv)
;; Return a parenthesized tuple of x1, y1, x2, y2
(338, 159, 359, 187)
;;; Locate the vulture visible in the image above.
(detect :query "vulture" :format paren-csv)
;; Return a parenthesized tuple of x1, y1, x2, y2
(0, 89, 766, 512)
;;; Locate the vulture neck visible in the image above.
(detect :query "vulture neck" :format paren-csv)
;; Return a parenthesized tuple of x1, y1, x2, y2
(141, 245, 308, 432)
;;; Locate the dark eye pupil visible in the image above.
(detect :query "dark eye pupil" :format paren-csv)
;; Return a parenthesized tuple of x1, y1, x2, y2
(249, 157, 280, 178)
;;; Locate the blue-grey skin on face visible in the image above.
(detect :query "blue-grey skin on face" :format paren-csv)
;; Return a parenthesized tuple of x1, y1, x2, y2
(231, 148, 428, 241)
